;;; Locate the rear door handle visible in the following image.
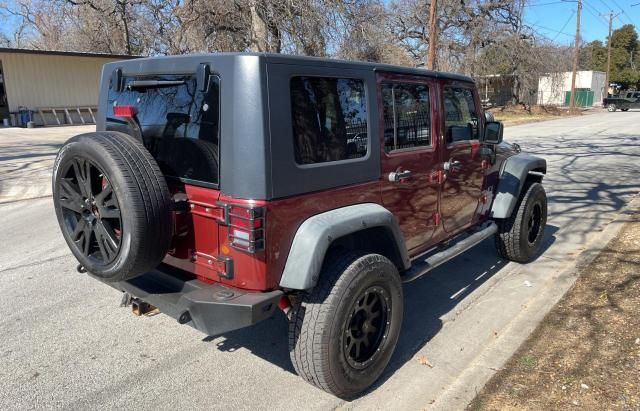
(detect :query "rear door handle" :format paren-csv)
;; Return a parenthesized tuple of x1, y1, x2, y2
(444, 160, 462, 171)
(388, 170, 413, 182)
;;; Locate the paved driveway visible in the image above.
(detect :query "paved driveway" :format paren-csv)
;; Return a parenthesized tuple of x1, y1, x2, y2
(0, 112, 639, 410)
(0, 125, 94, 203)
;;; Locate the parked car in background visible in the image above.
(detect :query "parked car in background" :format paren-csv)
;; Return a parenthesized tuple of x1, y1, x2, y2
(604, 90, 640, 111)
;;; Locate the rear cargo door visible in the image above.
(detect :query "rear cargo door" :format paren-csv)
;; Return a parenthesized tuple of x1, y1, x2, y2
(105, 72, 224, 280)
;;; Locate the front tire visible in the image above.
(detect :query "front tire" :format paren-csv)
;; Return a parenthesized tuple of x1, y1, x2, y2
(621, 108, 629, 112)
(607, 103, 617, 112)
(289, 252, 403, 399)
(495, 182, 547, 263)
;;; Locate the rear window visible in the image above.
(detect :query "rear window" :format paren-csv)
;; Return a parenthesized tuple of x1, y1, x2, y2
(290, 76, 368, 165)
(106, 74, 220, 186)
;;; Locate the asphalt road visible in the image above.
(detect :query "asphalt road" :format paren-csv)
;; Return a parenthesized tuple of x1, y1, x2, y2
(1, 111, 639, 410)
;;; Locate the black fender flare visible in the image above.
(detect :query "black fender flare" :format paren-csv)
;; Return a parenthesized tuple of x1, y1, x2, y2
(491, 153, 547, 219)
(278, 203, 410, 290)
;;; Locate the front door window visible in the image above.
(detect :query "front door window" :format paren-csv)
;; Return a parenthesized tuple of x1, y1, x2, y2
(439, 85, 485, 233)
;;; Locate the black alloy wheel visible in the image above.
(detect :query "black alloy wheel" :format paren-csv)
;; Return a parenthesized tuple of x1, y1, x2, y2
(57, 157, 122, 264)
(52, 131, 173, 282)
(343, 285, 391, 369)
(289, 251, 403, 399)
(495, 182, 548, 263)
(527, 203, 543, 245)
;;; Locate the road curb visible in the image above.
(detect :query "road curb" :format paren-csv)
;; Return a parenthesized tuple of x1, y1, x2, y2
(429, 193, 640, 410)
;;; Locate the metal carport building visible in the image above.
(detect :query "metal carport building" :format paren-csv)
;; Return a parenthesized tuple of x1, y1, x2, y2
(0, 48, 135, 126)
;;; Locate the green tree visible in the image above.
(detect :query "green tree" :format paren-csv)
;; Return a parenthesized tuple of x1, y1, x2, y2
(582, 24, 640, 88)
(580, 40, 607, 72)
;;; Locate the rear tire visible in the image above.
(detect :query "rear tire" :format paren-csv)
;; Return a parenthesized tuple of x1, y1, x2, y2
(495, 182, 547, 263)
(52, 131, 172, 282)
(289, 252, 403, 399)
(607, 104, 617, 112)
(621, 108, 629, 112)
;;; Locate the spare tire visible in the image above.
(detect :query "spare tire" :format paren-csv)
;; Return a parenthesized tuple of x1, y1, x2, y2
(52, 131, 172, 282)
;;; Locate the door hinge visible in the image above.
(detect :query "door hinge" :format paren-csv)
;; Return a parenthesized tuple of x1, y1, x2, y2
(192, 251, 234, 279)
(429, 170, 446, 184)
(189, 200, 227, 224)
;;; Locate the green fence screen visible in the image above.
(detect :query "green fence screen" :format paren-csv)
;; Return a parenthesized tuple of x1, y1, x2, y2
(564, 89, 594, 107)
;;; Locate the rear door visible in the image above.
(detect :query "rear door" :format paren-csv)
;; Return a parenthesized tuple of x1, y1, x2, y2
(439, 82, 486, 234)
(378, 73, 441, 252)
(105, 73, 224, 280)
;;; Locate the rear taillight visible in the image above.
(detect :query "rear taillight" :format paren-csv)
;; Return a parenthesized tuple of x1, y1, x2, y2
(113, 105, 135, 117)
(227, 204, 264, 253)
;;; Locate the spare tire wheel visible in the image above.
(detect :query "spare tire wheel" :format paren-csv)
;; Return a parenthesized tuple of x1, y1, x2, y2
(52, 131, 173, 283)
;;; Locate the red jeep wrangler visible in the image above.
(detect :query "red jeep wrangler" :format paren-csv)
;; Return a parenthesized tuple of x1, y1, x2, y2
(52, 53, 547, 398)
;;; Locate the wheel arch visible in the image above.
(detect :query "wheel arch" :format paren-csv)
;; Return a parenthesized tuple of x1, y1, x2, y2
(278, 203, 411, 290)
(491, 153, 547, 219)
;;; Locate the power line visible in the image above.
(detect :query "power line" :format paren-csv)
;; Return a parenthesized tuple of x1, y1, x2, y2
(610, 0, 635, 25)
(582, 2, 609, 26)
(581, 0, 609, 26)
(529, 22, 575, 38)
(552, 10, 577, 41)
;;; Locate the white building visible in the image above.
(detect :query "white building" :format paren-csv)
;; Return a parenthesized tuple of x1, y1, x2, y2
(537, 71, 606, 107)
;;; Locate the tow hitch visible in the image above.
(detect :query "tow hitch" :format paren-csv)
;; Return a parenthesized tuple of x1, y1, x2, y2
(120, 292, 158, 316)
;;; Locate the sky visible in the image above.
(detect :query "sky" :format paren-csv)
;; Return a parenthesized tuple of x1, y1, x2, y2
(525, 0, 639, 45)
(1, 0, 639, 49)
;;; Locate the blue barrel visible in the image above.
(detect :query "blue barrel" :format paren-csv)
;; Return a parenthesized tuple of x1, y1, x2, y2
(19, 109, 32, 126)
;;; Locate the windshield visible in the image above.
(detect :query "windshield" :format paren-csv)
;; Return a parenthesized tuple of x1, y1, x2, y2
(106, 74, 220, 187)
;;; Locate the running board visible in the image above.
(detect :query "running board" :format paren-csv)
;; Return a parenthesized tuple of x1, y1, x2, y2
(402, 222, 498, 283)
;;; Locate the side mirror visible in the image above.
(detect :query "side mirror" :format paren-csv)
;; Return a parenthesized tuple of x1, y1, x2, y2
(484, 121, 503, 145)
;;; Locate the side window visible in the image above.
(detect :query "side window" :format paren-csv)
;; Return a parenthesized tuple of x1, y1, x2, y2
(444, 87, 479, 143)
(634, 92, 640, 98)
(382, 82, 431, 152)
(290, 76, 367, 165)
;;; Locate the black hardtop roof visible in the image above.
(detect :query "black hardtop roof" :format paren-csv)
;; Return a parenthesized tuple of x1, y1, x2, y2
(124, 52, 474, 83)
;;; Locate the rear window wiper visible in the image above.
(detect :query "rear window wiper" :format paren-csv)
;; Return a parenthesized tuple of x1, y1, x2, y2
(126, 80, 186, 90)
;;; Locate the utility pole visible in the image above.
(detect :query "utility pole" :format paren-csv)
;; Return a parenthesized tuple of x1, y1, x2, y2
(427, 0, 438, 70)
(600, 11, 621, 100)
(569, 0, 581, 111)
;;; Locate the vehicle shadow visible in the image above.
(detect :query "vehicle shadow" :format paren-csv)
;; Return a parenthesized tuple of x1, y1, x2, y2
(206, 224, 559, 383)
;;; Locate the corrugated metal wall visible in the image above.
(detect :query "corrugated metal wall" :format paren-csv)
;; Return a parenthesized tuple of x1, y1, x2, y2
(0, 52, 121, 112)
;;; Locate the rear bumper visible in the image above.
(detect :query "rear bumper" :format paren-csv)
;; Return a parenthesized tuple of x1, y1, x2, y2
(97, 266, 283, 336)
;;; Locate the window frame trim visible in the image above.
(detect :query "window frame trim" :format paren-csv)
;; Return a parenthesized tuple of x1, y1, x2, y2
(380, 79, 437, 156)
